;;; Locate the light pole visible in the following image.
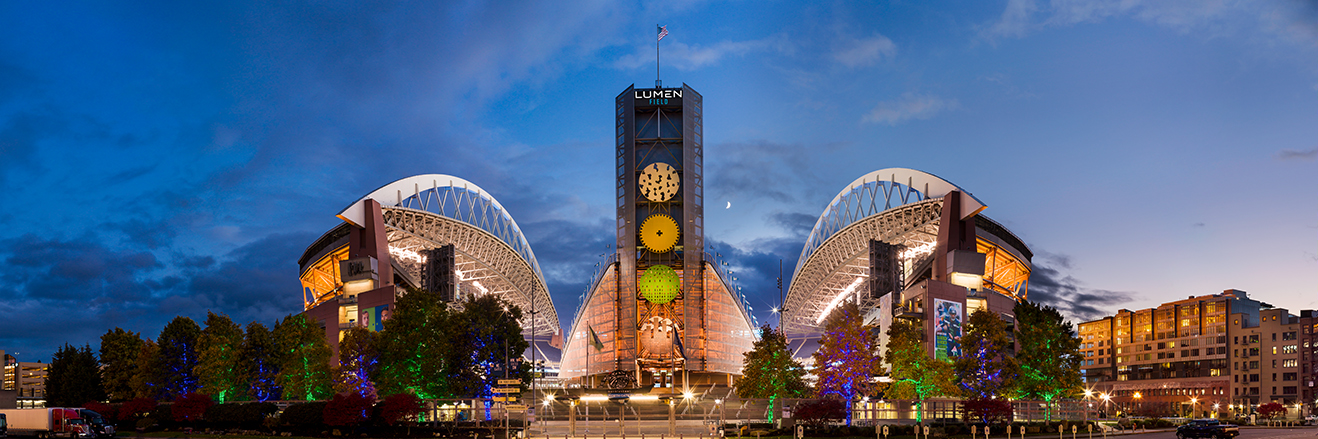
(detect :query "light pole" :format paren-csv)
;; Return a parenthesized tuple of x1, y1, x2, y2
(1101, 393, 1112, 417)
(1189, 397, 1198, 419)
(1084, 389, 1094, 421)
(1132, 392, 1142, 417)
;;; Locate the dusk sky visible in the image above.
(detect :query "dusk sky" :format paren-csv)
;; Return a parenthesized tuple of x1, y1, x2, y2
(2, 1, 1316, 362)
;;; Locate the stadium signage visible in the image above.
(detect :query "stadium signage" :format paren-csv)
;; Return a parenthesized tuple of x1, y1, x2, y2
(634, 88, 682, 106)
(339, 256, 378, 283)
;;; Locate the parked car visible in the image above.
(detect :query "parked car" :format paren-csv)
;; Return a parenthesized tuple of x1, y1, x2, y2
(1176, 419, 1239, 439)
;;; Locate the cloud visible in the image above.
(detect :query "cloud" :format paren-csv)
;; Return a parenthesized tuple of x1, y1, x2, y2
(863, 93, 959, 125)
(832, 34, 897, 67)
(614, 37, 780, 71)
(980, 0, 1318, 47)
(1277, 148, 1318, 160)
(706, 140, 836, 204)
(0, 230, 312, 361)
(1027, 252, 1135, 322)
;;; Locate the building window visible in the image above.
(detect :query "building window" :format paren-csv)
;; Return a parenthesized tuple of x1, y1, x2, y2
(1283, 359, 1298, 368)
(1284, 332, 1297, 340)
(1284, 372, 1297, 381)
(1284, 386, 1297, 394)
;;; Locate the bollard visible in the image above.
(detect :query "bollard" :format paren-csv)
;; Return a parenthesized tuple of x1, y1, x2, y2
(986, 427, 990, 439)
(1059, 424, 1064, 439)
(974, 425, 978, 439)
(1072, 424, 1077, 439)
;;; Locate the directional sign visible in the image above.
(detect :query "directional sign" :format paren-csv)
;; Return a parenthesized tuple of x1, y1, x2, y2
(493, 387, 520, 394)
(493, 396, 518, 402)
(505, 405, 528, 411)
(498, 379, 522, 385)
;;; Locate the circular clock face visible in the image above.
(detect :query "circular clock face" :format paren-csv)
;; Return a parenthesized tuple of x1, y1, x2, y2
(639, 162, 680, 202)
(639, 214, 680, 253)
(638, 265, 680, 304)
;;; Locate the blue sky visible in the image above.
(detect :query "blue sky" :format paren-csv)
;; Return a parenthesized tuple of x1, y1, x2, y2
(2, 1, 1316, 361)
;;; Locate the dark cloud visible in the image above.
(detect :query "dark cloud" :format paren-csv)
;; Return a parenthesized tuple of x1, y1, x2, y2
(0, 111, 58, 187)
(107, 219, 179, 249)
(1027, 253, 1134, 322)
(519, 217, 616, 330)
(0, 230, 312, 362)
(1277, 148, 1318, 160)
(768, 212, 818, 238)
(706, 140, 836, 204)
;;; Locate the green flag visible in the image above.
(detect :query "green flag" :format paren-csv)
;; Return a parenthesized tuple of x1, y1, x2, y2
(588, 326, 604, 352)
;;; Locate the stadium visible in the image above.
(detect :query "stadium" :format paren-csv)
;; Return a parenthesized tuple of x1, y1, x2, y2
(298, 175, 563, 373)
(295, 85, 1034, 391)
(783, 168, 1033, 362)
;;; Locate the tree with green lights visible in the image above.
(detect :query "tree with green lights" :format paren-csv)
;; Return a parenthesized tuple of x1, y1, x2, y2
(954, 309, 1017, 398)
(237, 322, 281, 401)
(274, 314, 333, 400)
(735, 325, 809, 420)
(46, 343, 106, 406)
(452, 294, 530, 398)
(1012, 301, 1082, 421)
(196, 312, 245, 402)
(335, 327, 380, 398)
(374, 286, 455, 398)
(813, 301, 883, 425)
(885, 318, 957, 422)
(157, 316, 203, 400)
(99, 327, 145, 401)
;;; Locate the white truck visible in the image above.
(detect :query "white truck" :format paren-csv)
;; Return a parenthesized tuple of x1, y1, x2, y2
(0, 408, 93, 438)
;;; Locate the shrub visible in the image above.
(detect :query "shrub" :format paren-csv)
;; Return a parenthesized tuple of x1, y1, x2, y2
(135, 417, 158, 431)
(173, 393, 214, 422)
(963, 398, 1013, 425)
(324, 392, 375, 427)
(377, 393, 424, 425)
(795, 399, 847, 428)
(120, 398, 157, 421)
(207, 402, 280, 429)
(83, 402, 118, 422)
(282, 401, 329, 428)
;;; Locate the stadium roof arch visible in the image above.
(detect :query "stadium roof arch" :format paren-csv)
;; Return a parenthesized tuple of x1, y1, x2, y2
(333, 174, 559, 337)
(783, 168, 1029, 338)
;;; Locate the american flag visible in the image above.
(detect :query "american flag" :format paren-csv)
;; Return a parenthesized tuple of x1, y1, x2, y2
(657, 25, 668, 42)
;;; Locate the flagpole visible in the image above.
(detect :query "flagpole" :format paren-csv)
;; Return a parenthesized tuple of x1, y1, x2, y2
(656, 24, 661, 88)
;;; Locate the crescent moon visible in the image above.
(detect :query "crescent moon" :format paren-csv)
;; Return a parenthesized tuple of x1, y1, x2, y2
(726, 201, 731, 209)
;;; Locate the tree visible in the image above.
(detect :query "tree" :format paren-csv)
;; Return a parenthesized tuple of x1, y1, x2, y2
(129, 338, 160, 399)
(885, 318, 957, 422)
(453, 294, 529, 398)
(374, 287, 454, 398)
(812, 301, 884, 425)
(735, 325, 808, 420)
(1258, 402, 1286, 420)
(46, 343, 107, 406)
(334, 327, 380, 398)
(157, 316, 203, 400)
(954, 309, 1017, 399)
(238, 322, 281, 401)
(323, 392, 373, 427)
(274, 314, 333, 400)
(377, 393, 425, 425)
(100, 328, 145, 402)
(196, 312, 245, 402)
(1013, 301, 1082, 421)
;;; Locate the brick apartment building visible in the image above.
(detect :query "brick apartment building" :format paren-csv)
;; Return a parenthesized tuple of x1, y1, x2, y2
(1078, 290, 1314, 418)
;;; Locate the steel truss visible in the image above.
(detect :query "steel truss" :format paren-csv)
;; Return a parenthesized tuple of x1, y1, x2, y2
(784, 199, 942, 337)
(383, 207, 559, 337)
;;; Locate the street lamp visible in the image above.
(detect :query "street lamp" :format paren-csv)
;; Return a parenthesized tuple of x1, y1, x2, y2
(1190, 397, 1198, 418)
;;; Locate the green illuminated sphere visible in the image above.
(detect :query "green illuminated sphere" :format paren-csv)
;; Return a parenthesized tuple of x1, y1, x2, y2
(639, 265, 680, 304)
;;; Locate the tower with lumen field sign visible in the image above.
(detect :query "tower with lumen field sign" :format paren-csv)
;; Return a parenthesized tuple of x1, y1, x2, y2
(558, 84, 756, 388)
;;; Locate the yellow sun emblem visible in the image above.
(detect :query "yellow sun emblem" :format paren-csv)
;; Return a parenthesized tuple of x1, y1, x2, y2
(639, 214, 680, 253)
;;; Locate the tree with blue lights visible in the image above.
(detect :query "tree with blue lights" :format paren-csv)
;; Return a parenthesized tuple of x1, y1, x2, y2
(736, 325, 809, 421)
(157, 316, 202, 400)
(238, 322, 281, 401)
(274, 314, 333, 401)
(954, 309, 1017, 398)
(335, 327, 380, 398)
(453, 294, 529, 398)
(885, 318, 957, 422)
(813, 301, 883, 426)
(197, 312, 245, 402)
(1012, 301, 1082, 421)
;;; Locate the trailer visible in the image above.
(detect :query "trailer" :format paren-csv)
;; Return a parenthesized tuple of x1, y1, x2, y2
(0, 409, 92, 438)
